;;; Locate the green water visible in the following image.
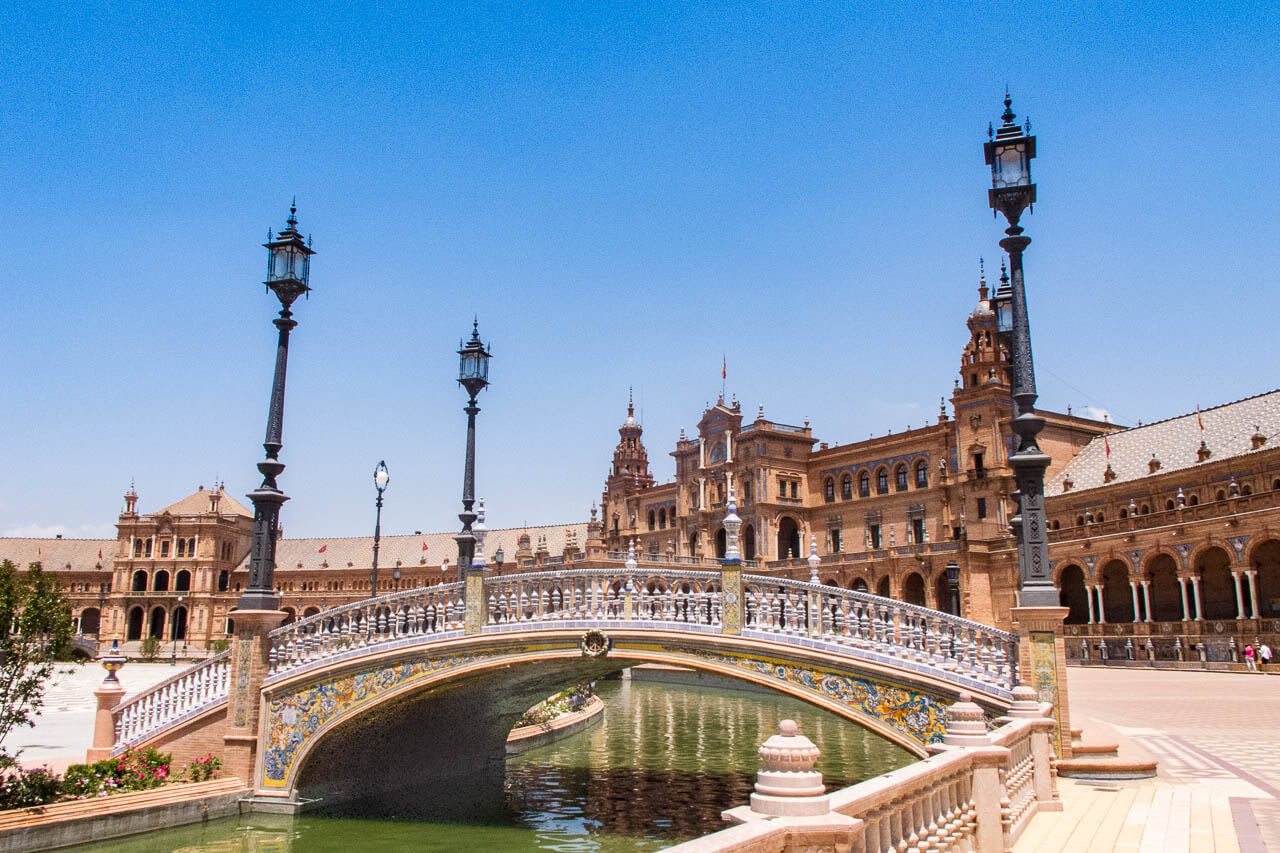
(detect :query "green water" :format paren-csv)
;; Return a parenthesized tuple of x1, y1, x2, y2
(71, 677, 913, 851)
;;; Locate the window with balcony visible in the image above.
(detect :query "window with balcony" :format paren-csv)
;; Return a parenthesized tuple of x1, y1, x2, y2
(859, 472, 870, 498)
(868, 524, 881, 549)
(876, 470, 889, 495)
(895, 466, 908, 492)
(911, 517, 924, 544)
(823, 478, 835, 503)
(915, 461, 928, 488)
(830, 529, 842, 552)
(841, 475, 852, 500)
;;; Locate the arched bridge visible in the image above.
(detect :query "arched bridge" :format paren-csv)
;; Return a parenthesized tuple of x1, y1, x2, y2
(105, 567, 1019, 808)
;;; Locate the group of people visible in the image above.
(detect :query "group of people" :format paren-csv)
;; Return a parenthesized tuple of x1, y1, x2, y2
(1244, 640, 1273, 671)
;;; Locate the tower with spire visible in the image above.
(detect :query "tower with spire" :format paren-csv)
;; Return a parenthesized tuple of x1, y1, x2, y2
(600, 390, 655, 542)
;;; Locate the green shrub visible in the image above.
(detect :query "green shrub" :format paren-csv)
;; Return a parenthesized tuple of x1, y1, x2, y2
(138, 636, 161, 661)
(61, 748, 172, 799)
(208, 639, 230, 653)
(181, 753, 221, 782)
(0, 764, 61, 809)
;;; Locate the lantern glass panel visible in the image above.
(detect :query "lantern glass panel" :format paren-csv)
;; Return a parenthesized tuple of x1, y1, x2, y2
(995, 145, 1027, 188)
(460, 350, 488, 382)
(374, 464, 389, 490)
(271, 247, 290, 280)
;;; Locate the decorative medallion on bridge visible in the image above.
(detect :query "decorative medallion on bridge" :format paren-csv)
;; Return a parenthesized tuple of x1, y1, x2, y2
(579, 629, 611, 657)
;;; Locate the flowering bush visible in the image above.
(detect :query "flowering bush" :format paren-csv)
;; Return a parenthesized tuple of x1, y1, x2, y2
(181, 754, 221, 782)
(0, 763, 61, 809)
(61, 748, 172, 799)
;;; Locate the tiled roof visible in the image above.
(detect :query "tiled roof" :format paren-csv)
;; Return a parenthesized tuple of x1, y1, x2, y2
(0, 538, 114, 571)
(260, 522, 591, 573)
(156, 488, 252, 518)
(1048, 390, 1280, 496)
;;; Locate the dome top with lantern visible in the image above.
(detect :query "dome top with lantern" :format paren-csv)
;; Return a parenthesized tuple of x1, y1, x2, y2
(620, 387, 640, 431)
(969, 258, 994, 319)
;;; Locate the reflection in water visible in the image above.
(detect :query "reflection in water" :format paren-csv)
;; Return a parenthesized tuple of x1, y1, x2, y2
(68, 678, 913, 852)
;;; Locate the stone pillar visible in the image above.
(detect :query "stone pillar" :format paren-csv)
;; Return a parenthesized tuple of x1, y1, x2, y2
(1010, 605, 1073, 760)
(1007, 686, 1062, 812)
(1095, 586, 1106, 624)
(1141, 581, 1153, 623)
(86, 654, 127, 762)
(223, 609, 286, 790)
(1245, 570, 1259, 619)
(945, 694, 1007, 853)
(749, 720, 829, 817)
(1129, 581, 1141, 624)
(1178, 577, 1190, 621)
(1232, 571, 1245, 619)
(1085, 585, 1095, 624)
(1190, 576, 1203, 621)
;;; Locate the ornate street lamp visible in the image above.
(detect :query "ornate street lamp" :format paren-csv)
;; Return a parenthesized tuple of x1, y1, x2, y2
(454, 320, 492, 582)
(96, 583, 107, 644)
(240, 202, 314, 612)
(494, 547, 505, 576)
(371, 460, 389, 593)
(984, 93, 1056, 608)
(946, 560, 961, 616)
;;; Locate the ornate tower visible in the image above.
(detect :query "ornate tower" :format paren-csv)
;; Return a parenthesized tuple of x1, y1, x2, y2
(601, 390, 654, 543)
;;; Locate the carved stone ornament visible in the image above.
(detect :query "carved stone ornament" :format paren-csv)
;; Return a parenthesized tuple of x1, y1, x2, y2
(579, 629, 612, 657)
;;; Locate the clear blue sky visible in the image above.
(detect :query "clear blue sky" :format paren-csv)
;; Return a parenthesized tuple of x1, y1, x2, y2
(2, 2, 1277, 541)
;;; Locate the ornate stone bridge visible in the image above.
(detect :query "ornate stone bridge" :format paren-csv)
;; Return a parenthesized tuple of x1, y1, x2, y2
(93, 566, 1024, 812)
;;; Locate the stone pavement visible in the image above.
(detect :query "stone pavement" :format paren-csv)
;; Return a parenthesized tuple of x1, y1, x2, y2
(1015, 667, 1279, 852)
(9, 661, 181, 771)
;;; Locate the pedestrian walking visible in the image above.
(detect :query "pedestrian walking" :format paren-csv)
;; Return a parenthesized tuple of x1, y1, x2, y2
(1260, 641, 1272, 670)
(1244, 643, 1257, 671)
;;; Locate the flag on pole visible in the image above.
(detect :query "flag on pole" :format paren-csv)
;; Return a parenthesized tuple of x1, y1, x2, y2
(317, 544, 327, 553)
(422, 541, 429, 551)
(98, 548, 103, 559)
(1104, 435, 1111, 458)
(722, 356, 727, 381)
(1196, 405, 1204, 430)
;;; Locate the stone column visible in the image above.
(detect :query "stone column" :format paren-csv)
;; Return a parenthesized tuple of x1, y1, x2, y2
(1190, 576, 1203, 621)
(1010, 605, 1073, 760)
(1129, 581, 1141, 624)
(86, 654, 127, 762)
(1141, 581, 1153, 623)
(1178, 577, 1190, 621)
(1095, 586, 1107, 624)
(1231, 572, 1245, 619)
(1245, 570, 1260, 619)
(1085, 585, 1095, 624)
(223, 608, 286, 790)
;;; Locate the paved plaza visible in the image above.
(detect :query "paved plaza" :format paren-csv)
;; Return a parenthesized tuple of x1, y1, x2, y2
(9, 662, 178, 771)
(1016, 666, 1279, 852)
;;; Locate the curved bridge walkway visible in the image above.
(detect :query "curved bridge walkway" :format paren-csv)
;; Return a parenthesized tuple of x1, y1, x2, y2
(106, 567, 1020, 798)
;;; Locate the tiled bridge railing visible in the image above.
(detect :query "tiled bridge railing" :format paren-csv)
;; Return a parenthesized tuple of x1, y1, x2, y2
(263, 569, 1018, 691)
(109, 568, 1018, 751)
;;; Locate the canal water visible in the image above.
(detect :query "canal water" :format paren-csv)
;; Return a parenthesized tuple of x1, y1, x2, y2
(70, 677, 914, 851)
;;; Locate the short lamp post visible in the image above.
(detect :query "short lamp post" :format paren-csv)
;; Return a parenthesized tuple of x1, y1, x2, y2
(454, 320, 492, 583)
(984, 93, 1057, 608)
(945, 560, 961, 617)
(494, 547, 505, 576)
(241, 202, 314, 612)
(371, 460, 389, 594)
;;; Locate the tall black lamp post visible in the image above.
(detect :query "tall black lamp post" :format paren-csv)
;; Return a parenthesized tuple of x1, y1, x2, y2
(96, 583, 107, 643)
(455, 320, 492, 583)
(371, 460, 389, 593)
(494, 547, 505, 577)
(240, 202, 314, 612)
(984, 94, 1057, 608)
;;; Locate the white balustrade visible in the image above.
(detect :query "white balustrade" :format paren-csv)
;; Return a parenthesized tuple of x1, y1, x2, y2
(113, 651, 230, 750)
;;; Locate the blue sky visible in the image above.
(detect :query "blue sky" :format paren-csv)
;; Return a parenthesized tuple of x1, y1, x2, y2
(2, 2, 1277, 540)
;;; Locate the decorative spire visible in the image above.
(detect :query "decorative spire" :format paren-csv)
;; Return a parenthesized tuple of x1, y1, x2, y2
(977, 257, 988, 301)
(287, 197, 297, 229)
(723, 483, 742, 563)
(625, 538, 638, 571)
(1002, 89, 1016, 126)
(808, 536, 820, 583)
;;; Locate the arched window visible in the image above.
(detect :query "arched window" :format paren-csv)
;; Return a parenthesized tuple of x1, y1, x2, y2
(217, 570, 229, 592)
(1188, 495, 1199, 506)
(647, 511, 656, 531)
(1096, 513, 1104, 523)
(1051, 520, 1060, 530)
(175, 570, 191, 592)
(175, 539, 186, 558)
(131, 571, 147, 592)
(1216, 490, 1226, 501)
(841, 475, 852, 501)
(915, 460, 928, 488)
(159, 540, 170, 558)
(153, 571, 169, 592)
(823, 478, 835, 503)
(859, 472, 870, 498)
(876, 469, 889, 495)
(1120, 508, 1128, 519)
(895, 466, 908, 491)
(1242, 484, 1253, 495)
(187, 538, 196, 556)
(1166, 500, 1175, 511)
(1076, 515, 1085, 527)
(144, 540, 152, 558)
(658, 508, 666, 529)
(134, 540, 144, 557)
(1141, 504, 1150, 514)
